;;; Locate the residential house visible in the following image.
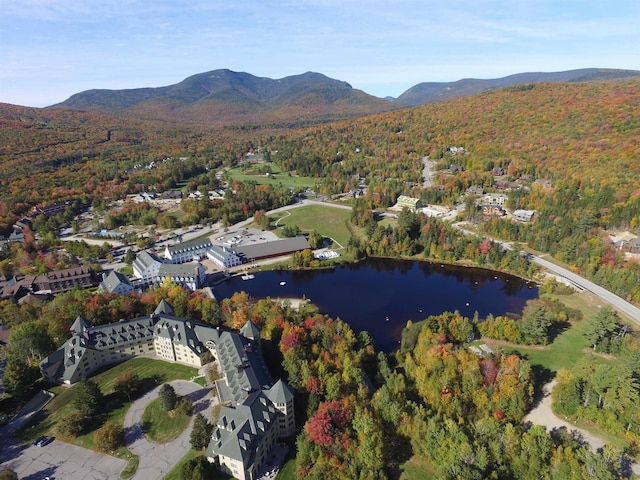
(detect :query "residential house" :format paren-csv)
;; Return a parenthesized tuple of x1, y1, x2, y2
(396, 195, 423, 211)
(482, 205, 507, 217)
(513, 210, 536, 222)
(482, 193, 508, 207)
(615, 237, 640, 254)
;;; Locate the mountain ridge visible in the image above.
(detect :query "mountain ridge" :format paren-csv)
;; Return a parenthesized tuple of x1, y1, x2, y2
(49, 69, 398, 125)
(43, 67, 640, 124)
(395, 68, 640, 105)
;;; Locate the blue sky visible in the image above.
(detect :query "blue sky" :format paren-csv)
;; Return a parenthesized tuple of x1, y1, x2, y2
(1, 0, 639, 107)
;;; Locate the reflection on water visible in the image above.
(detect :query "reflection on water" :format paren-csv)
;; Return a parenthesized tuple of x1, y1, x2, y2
(213, 258, 538, 353)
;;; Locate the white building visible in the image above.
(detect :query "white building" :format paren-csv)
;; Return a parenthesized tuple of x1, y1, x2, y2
(157, 262, 206, 291)
(482, 193, 508, 207)
(165, 238, 213, 264)
(132, 251, 163, 285)
(207, 245, 243, 269)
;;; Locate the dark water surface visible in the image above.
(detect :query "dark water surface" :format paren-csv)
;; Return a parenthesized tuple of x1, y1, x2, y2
(213, 258, 538, 353)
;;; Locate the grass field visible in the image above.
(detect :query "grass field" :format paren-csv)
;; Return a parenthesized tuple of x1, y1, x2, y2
(141, 398, 191, 443)
(227, 162, 319, 190)
(486, 290, 606, 376)
(399, 456, 436, 480)
(22, 357, 198, 451)
(268, 204, 353, 251)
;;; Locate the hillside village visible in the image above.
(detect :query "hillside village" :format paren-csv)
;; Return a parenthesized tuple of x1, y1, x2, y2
(2, 75, 640, 480)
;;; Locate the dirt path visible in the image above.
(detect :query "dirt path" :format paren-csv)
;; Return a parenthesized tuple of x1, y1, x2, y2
(525, 380, 639, 475)
(524, 380, 606, 449)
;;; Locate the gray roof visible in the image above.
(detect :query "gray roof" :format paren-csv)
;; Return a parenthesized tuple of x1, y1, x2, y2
(208, 245, 238, 263)
(70, 315, 93, 334)
(206, 391, 278, 469)
(133, 250, 162, 271)
(265, 379, 295, 405)
(234, 237, 310, 261)
(240, 320, 261, 341)
(100, 270, 132, 294)
(154, 299, 175, 315)
(158, 262, 202, 278)
(40, 306, 213, 384)
(216, 331, 273, 404)
(166, 238, 212, 255)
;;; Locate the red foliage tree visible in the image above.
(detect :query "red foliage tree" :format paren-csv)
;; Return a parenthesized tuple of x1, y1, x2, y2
(305, 399, 352, 448)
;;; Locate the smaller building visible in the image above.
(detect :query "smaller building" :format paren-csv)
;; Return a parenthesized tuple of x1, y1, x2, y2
(133, 251, 163, 285)
(615, 237, 640, 254)
(165, 238, 213, 264)
(482, 193, 508, 207)
(157, 262, 206, 291)
(513, 209, 536, 222)
(396, 195, 423, 211)
(208, 245, 243, 269)
(482, 205, 507, 217)
(233, 237, 310, 263)
(99, 271, 134, 295)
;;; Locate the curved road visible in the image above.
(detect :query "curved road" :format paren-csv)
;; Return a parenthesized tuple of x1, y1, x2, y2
(124, 380, 216, 480)
(531, 255, 640, 325)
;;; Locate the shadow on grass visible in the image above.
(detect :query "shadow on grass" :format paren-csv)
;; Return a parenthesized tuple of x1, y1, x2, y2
(548, 320, 572, 343)
(505, 351, 553, 410)
(385, 435, 415, 480)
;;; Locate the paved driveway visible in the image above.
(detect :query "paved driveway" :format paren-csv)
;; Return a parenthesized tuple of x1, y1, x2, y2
(124, 380, 216, 480)
(0, 380, 215, 480)
(0, 436, 127, 480)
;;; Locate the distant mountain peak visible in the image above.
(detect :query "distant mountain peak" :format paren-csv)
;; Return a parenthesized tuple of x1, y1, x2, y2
(394, 68, 640, 106)
(50, 69, 395, 125)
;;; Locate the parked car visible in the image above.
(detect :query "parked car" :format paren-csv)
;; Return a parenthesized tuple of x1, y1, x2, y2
(33, 435, 54, 447)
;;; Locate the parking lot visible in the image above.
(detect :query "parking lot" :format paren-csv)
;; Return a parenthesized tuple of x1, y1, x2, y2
(0, 434, 128, 480)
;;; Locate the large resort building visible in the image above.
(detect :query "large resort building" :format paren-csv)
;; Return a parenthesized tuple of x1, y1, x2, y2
(39, 300, 295, 480)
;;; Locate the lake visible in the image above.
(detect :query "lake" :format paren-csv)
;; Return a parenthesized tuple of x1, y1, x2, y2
(212, 258, 538, 353)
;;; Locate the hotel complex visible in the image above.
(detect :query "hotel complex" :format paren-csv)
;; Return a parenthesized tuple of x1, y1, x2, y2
(39, 301, 295, 480)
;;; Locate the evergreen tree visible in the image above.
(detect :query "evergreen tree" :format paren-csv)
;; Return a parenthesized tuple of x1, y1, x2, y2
(584, 306, 620, 352)
(159, 383, 177, 411)
(73, 378, 104, 417)
(190, 413, 214, 450)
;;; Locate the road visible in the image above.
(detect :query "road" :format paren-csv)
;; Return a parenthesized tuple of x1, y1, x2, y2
(124, 380, 216, 480)
(530, 254, 640, 326)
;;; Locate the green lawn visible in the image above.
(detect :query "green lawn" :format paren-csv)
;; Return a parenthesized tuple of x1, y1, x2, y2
(399, 456, 436, 480)
(21, 357, 198, 450)
(227, 163, 319, 190)
(277, 458, 296, 480)
(142, 398, 191, 443)
(269, 204, 353, 250)
(486, 290, 605, 376)
(163, 450, 235, 480)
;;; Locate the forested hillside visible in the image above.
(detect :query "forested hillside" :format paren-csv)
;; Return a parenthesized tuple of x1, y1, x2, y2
(2, 78, 640, 302)
(263, 79, 640, 303)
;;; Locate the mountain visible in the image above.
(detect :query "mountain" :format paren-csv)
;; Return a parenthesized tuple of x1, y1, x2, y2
(49, 69, 398, 125)
(395, 68, 640, 106)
